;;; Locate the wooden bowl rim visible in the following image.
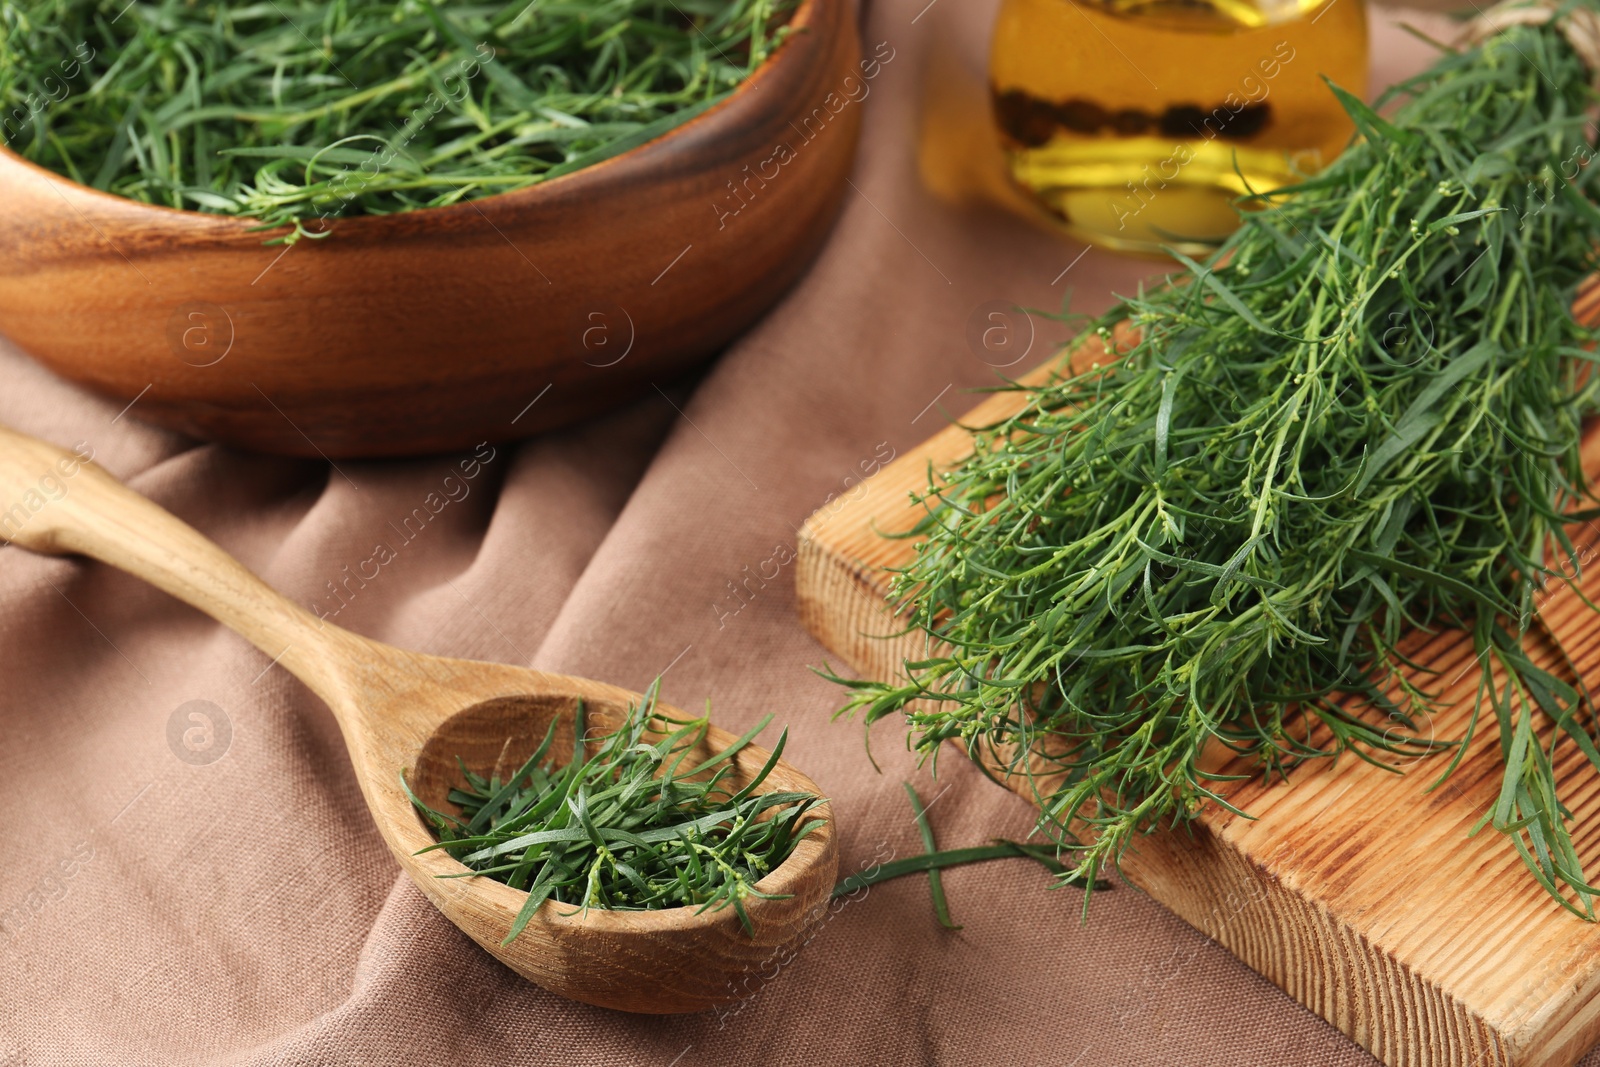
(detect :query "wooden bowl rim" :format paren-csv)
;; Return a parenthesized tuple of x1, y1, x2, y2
(402, 691, 837, 937)
(0, 0, 828, 236)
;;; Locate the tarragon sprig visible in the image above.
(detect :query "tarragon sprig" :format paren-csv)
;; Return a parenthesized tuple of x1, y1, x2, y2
(406, 679, 823, 944)
(832, 13, 1600, 918)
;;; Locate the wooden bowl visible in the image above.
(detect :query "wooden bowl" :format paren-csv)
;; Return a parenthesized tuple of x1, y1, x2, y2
(0, 0, 862, 457)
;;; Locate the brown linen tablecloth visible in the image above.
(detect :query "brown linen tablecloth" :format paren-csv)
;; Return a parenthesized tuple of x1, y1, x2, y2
(2, 1, 1592, 1063)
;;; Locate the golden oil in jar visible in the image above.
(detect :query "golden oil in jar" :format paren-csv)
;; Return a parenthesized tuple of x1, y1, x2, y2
(989, 0, 1367, 255)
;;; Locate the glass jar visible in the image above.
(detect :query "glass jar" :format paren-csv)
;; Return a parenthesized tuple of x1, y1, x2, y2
(989, 0, 1368, 255)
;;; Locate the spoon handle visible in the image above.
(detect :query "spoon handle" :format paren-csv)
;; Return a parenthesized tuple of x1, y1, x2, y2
(0, 424, 361, 703)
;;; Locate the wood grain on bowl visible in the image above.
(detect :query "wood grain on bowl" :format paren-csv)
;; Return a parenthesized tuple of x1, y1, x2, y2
(0, 0, 864, 457)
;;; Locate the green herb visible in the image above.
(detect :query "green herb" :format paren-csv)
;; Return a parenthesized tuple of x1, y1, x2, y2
(903, 780, 959, 928)
(827, 781, 1107, 921)
(405, 680, 824, 944)
(830, 841, 1091, 898)
(830, 16, 1600, 919)
(1, 0, 791, 240)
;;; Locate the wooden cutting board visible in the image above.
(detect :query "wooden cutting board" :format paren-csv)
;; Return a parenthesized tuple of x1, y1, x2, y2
(797, 281, 1600, 1067)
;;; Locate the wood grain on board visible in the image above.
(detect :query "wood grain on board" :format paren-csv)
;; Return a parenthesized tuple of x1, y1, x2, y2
(797, 280, 1600, 1066)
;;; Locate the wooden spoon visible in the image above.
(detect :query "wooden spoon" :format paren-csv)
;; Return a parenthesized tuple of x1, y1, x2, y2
(0, 425, 838, 1013)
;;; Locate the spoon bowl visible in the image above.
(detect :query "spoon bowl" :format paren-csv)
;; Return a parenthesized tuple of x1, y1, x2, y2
(391, 683, 838, 1013)
(0, 425, 837, 1013)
